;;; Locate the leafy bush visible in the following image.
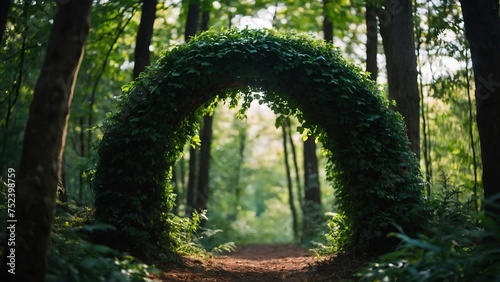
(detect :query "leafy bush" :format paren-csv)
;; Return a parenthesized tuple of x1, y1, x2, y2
(357, 183, 500, 282)
(311, 212, 352, 256)
(167, 209, 236, 257)
(47, 203, 158, 282)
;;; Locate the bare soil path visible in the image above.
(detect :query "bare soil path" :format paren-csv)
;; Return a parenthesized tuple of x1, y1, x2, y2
(158, 243, 370, 281)
(160, 243, 321, 281)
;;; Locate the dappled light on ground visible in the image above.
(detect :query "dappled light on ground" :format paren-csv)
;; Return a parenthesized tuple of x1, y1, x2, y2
(158, 244, 367, 281)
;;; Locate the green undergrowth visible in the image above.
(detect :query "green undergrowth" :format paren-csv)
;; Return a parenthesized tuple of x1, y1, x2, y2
(46, 203, 235, 281)
(46, 202, 159, 282)
(357, 178, 500, 282)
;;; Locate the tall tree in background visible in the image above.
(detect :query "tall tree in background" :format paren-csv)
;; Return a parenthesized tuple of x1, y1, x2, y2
(184, 0, 201, 216)
(459, 0, 500, 216)
(195, 2, 214, 214)
(365, 3, 378, 81)
(301, 0, 330, 240)
(379, 0, 420, 158)
(282, 120, 299, 240)
(3, 0, 92, 280)
(133, 0, 157, 78)
(184, 0, 200, 41)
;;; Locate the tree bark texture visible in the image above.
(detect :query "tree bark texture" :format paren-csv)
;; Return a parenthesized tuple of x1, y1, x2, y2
(133, 0, 157, 78)
(365, 4, 378, 81)
(184, 0, 201, 217)
(5, 0, 92, 280)
(195, 115, 213, 213)
(186, 146, 198, 217)
(184, 0, 200, 41)
(282, 123, 299, 240)
(379, 0, 420, 158)
(302, 137, 321, 241)
(459, 0, 500, 214)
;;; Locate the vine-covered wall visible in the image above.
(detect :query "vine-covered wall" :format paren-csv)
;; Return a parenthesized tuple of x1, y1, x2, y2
(92, 29, 427, 256)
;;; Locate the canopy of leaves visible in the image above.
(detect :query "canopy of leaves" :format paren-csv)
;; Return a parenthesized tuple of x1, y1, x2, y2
(92, 28, 427, 256)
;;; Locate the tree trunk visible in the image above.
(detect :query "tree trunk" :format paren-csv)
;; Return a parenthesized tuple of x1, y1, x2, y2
(232, 119, 246, 219)
(366, 4, 378, 81)
(184, 0, 200, 41)
(0, 0, 11, 45)
(201, 2, 210, 31)
(300, 0, 329, 241)
(282, 123, 299, 240)
(459, 0, 500, 216)
(186, 146, 198, 216)
(2, 1, 92, 280)
(195, 114, 213, 214)
(379, 0, 420, 158)
(133, 0, 157, 78)
(184, 0, 201, 217)
(302, 137, 321, 241)
(323, 0, 333, 43)
(286, 117, 303, 211)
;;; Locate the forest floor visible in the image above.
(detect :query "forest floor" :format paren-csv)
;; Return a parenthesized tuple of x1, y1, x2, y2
(156, 243, 370, 281)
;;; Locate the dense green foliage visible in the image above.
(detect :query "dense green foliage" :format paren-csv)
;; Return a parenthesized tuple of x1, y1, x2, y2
(92, 28, 427, 257)
(47, 203, 158, 282)
(358, 184, 500, 281)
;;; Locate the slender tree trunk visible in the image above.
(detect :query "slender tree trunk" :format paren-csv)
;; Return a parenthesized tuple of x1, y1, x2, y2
(465, 51, 479, 212)
(194, 0, 213, 217)
(195, 115, 213, 213)
(379, 0, 420, 158)
(323, 0, 333, 43)
(300, 0, 330, 241)
(0, 0, 11, 45)
(184, 0, 200, 41)
(133, 0, 157, 78)
(414, 4, 431, 195)
(184, 0, 201, 217)
(286, 118, 303, 211)
(302, 137, 321, 241)
(366, 4, 378, 81)
(282, 123, 299, 240)
(1, 1, 92, 280)
(233, 119, 246, 219)
(186, 146, 198, 216)
(201, 2, 210, 31)
(459, 0, 500, 216)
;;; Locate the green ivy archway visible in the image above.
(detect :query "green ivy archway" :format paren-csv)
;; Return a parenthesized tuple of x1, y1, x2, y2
(92, 29, 426, 256)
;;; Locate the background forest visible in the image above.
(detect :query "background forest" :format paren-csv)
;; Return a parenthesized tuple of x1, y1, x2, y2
(1, 0, 499, 281)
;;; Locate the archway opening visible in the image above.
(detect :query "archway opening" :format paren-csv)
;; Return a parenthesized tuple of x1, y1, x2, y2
(92, 29, 427, 257)
(178, 100, 332, 249)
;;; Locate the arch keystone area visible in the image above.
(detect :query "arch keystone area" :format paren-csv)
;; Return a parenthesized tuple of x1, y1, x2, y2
(92, 29, 427, 256)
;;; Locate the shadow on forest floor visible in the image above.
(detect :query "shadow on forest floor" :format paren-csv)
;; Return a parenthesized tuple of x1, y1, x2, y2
(155, 243, 371, 281)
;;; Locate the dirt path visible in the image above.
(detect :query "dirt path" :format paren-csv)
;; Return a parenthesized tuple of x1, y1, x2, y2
(160, 243, 319, 281)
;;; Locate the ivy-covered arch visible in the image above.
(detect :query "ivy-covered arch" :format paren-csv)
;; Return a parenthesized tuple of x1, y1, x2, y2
(92, 29, 426, 256)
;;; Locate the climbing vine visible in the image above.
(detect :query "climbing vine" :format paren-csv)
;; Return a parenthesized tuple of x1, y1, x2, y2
(92, 29, 427, 257)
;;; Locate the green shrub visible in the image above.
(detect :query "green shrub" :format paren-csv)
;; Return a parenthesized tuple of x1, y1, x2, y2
(47, 203, 158, 282)
(357, 186, 500, 282)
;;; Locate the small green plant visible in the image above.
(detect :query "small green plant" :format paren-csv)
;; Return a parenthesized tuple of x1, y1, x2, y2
(311, 212, 352, 256)
(199, 228, 237, 255)
(168, 209, 236, 257)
